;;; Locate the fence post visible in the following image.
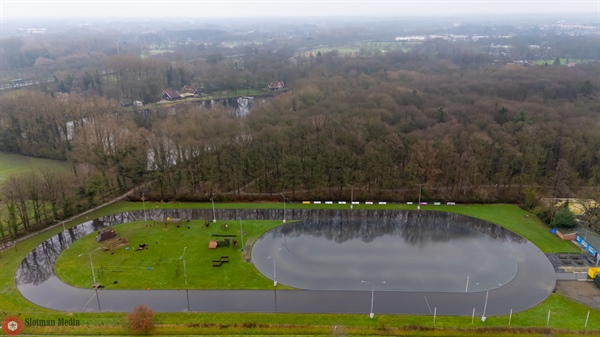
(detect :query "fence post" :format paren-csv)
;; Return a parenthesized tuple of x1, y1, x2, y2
(585, 310, 590, 328)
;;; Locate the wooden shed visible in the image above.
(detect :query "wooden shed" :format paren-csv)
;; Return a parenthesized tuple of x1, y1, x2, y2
(96, 229, 117, 242)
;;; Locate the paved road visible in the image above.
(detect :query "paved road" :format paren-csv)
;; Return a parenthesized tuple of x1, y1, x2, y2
(573, 221, 600, 254)
(15, 209, 557, 316)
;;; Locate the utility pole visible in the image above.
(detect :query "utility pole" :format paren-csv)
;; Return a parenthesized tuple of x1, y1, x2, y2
(211, 193, 216, 223)
(180, 247, 187, 285)
(415, 184, 425, 210)
(281, 193, 287, 223)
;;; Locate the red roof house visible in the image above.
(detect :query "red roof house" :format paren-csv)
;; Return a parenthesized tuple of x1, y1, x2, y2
(180, 84, 202, 97)
(267, 81, 285, 90)
(160, 88, 182, 100)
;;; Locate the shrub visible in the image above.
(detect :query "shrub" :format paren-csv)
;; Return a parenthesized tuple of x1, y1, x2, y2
(127, 304, 154, 332)
(533, 206, 552, 225)
(551, 207, 577, 229)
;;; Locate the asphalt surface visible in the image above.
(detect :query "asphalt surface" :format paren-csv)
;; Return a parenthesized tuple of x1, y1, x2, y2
(15, 209, 557, 316)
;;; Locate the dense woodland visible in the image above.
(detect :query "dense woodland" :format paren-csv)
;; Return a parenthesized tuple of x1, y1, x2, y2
(1, 21, 599, 239)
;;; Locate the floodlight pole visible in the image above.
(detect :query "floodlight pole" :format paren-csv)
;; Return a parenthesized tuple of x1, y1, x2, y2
(363, 280, 375, 318)
(54, 219, 68, 249)
(87, 247, 102, 285)
(180, 247, 188, 285)
(142, 192, 147, 222)
(416, 183, 425, 210)
(268, 248, 281, 287)
(481, 290, 489, 322)
(268, 255, 277, 286)
(350, 185, 354, 209)
(361, 280, 385, 318)
(90, 254, 96, 285)
(281, 193, 286, 223)
(239, 219, 244, 251)
(211, 193, 216, 223)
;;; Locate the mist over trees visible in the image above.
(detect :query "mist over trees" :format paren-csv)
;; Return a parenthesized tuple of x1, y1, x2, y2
(0, 15, 599, 239)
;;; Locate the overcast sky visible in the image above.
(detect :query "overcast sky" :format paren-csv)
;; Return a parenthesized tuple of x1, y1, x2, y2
(1, 1, 598, 19)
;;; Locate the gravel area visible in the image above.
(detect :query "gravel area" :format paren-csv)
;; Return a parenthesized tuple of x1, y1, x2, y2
(555, 280, 600, 310)
(546, 253, 598, 273)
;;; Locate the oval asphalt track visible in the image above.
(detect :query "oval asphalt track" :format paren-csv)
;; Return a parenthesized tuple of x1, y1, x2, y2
(16, 209, 557, 316)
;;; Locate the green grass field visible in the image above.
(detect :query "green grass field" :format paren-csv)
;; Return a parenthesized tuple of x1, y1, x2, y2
(0, 151, 70, 182)
(1, 202, 598, 335)
(0, 151, 71, 234)
(531, 58, 594, 66)
(300, 41, 421, 57)
(55, 220, 286, 289)
(140, 49, 174, 59)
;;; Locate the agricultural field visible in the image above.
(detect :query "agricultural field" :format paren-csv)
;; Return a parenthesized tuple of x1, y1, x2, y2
(141, 49, 175, 58)
(0, 151, 70, 184)
(531, 58, 594, 65)
(0, 152, 72, 236)
(300, 41, 421, 57)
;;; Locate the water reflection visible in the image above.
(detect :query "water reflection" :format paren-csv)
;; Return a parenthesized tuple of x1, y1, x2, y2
(273, 211, 525, 245)
(16, 209, 524, 290)
(15, 212, 151, 286)
(252, 211, 524, 292)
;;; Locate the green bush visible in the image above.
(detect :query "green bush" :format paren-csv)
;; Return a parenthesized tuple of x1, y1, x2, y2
(551, 207, 577, 229)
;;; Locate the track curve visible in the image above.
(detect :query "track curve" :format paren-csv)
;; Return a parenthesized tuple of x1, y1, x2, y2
(16, 209, 557, 315)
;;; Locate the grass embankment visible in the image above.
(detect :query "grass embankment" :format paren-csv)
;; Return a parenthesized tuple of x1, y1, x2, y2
(1, 202, 598, 336)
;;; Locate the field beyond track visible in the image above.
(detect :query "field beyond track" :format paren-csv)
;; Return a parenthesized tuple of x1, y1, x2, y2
(0, 151, 70, 182)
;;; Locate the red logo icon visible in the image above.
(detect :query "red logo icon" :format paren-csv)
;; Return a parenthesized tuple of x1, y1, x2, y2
(2, 316, 23, 335)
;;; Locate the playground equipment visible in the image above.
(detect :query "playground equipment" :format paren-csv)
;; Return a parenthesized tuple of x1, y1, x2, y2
(209, 234, 237, 249)
(102, 236, 129, 252)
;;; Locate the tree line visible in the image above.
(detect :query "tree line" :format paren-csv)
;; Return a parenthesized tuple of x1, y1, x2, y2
(1, 48, 599, 240)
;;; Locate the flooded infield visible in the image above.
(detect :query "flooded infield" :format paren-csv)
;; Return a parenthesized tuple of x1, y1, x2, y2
(252, 212, 519, 292)
(14, 208, 556, 314)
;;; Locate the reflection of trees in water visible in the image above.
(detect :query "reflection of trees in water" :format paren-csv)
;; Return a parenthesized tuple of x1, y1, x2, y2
(16, 208, 525, 286)
(16, 238, 60, 285)
(273, 210, 526, 245)
(54, 208, 527, 249)
(16, 218, 117, 286)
